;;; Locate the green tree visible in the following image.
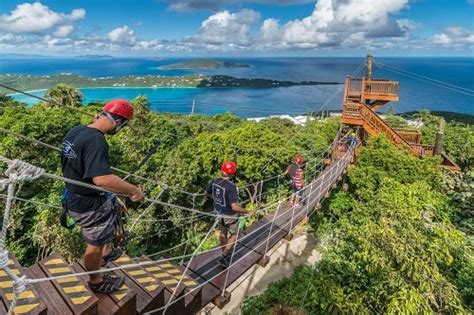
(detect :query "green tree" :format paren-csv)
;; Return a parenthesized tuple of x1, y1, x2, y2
(45, 84, 83, 107)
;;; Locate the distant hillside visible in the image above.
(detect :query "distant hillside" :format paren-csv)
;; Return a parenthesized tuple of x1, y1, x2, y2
(75, 55, 114, 59)
(160, 59, 251, 70)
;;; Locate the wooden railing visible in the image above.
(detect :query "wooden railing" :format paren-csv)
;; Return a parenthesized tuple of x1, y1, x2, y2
(394, 129, 422, 144)
(342, 103, 361, 119)
(344, 77, 399, 102)
(410, 143, 435, 156)
(358, 103, 410, 147)
(364, 79, 398, 97)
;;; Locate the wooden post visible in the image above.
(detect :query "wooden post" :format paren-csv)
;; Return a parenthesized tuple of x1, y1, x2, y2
(366, 54, 373, 80)
(434, 118, 445, 156)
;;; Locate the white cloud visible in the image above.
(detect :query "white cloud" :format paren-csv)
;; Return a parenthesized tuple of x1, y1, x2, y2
(0, 2, 86, 33)
(107, 25, 137, 45)
(259, 0, 410, 49)
(187, 9, 260, 46)
(69, 8, 86, 20)
(53, 25, 74, 38)
(432, 27, 474, 47)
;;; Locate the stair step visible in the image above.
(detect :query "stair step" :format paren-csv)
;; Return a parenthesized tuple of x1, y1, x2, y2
(138, 257, 203, 312)
(0, 254, 46, 314)
(73, 262, 136, 315)
(38, 253, 98, 315)
(111, 254, 165, 313)
(26, 264, 73, 315)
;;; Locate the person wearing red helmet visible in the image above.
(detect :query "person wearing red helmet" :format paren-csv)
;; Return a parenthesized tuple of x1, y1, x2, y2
(284, 155, 305, 207)
(205, 160, 254, 268)
(60, 99, 144, 294)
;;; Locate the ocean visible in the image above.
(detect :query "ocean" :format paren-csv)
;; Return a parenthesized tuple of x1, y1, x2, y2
(2, 57, 473, 116)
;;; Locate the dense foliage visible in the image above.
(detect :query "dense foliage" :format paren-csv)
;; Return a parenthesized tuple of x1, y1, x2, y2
(242, 136, 473, 314)
(1, 85, 472, 313)
(0, 85, 338, 264)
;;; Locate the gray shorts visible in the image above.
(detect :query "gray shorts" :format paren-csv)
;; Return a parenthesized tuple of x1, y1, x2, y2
(218, 215, 240, 235)
(68, 198, 117, 246)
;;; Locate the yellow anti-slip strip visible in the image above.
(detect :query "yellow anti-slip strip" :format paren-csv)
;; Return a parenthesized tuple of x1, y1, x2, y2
(129, 269, 146, 276)
(114, 293, 127, 300)
(151, 272, 168, 279)
(57, 276, 79, 283)
(0, 280, 13, 288)
(116, 256, 130, 263)
(5, 291, 35, 300)
(145, 284, 159, 291)
(63, 285, 88, 294)
(44, 259, 65, 265)
(184, 281, 197, 286)
(136, 276, 156, 284)
(13, 303, 40, 314)
(49, 267, 71, 274)
(0, 269, 21, 277)
(71, 296, 92, 305)
(145, 266, 161, 272)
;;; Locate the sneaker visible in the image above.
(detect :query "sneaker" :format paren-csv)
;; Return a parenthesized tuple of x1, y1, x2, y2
(101, 247, 123, 266)
(217, 254, 231, 268)
(89, 275, 125, 294)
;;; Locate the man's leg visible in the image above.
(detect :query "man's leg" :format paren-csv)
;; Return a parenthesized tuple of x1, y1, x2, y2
(84, 244, 104, 284)
(102, 243, 112, 256)
(220, 231, 228, 254)
(223, 233, 237, 257)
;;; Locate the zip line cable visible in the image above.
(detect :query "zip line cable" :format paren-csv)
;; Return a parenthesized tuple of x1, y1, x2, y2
(374, 62, 474, 97)
(374, 61, 474, 94)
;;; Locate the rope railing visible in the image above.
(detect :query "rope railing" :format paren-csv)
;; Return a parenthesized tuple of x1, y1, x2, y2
(0, 143, 355, 313)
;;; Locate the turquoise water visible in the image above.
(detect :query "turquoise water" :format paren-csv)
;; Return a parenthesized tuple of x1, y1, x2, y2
(5, 57, 474, 116)
(13, 85, 339, 118)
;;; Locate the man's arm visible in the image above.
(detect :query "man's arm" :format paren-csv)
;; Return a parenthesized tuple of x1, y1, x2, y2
(93, 174, 144, 201)
(231, 202, 247, 213)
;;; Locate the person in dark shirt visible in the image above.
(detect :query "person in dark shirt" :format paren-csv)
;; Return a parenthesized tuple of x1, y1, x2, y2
(205, 161, 254, 268)
(61, 99, 144, 294)
(284, 155, 305, 207)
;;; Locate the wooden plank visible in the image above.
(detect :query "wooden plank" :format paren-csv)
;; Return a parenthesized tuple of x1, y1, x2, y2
(26, 264, 73, 315)
(110, 254, 165, 314)
(137, 257, 189, 314)
(38, 253, 98, 315)
(73, 263, 136, 315)
(0, 254, 47, 315)
(111, 267, 157, 314)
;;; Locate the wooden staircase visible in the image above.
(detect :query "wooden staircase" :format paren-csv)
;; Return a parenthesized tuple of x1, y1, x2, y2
(341, 76, 460, 171)
(1, 251, 203, 315)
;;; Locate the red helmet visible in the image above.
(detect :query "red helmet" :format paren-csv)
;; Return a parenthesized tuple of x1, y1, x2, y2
(294, 155, 304, 164)
(103, 99, 134, 120)
(221, 160, 237, 175)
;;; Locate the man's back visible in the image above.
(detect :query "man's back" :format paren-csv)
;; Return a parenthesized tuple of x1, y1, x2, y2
(206, 178, 239, 215)
(61, 125, 111, 196)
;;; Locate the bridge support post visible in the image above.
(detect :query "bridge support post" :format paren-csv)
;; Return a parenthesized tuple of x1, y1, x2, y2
(257, 256, 270, 267)
(213, 291, 231, 309)
(263, 201, 281, 257)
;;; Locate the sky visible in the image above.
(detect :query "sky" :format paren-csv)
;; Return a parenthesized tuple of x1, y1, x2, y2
(0, 0, 473, 56)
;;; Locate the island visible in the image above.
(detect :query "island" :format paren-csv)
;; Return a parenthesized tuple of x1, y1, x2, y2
(160, 59, 251, 70)
(0, 74, 341, 93)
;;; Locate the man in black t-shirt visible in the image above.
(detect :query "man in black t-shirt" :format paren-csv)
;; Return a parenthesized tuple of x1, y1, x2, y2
(205, 161, 254, 268)
(61, 99, 144, 294)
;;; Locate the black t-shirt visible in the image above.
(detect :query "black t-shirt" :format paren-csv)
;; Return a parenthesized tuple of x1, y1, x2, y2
(61, 125, 112, 197)
(206, 178, 238, 215)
